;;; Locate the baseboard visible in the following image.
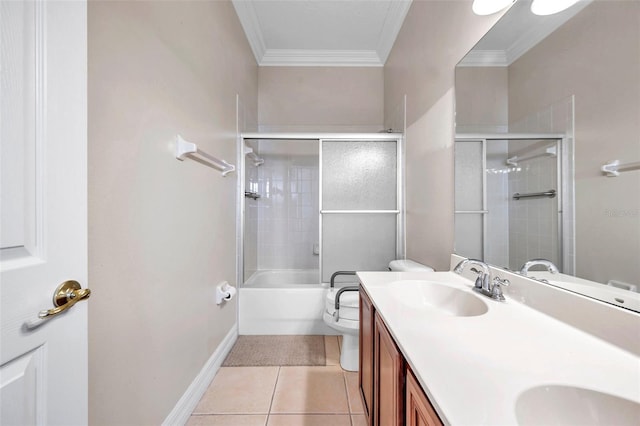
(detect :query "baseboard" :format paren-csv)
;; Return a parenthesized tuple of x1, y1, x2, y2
(162, 325, 238, 426)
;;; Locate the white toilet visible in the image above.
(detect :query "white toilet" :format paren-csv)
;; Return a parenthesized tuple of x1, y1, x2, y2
(323, 259, 434, 371)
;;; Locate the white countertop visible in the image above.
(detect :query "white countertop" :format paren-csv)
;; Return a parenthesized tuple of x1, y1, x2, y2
(358, 270, 640, 425)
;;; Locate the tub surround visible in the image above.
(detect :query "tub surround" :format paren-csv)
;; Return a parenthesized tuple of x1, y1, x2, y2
(358, 256, 640, 425)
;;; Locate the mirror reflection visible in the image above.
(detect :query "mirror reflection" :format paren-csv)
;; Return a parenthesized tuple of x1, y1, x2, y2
(454, 0, 640, 312)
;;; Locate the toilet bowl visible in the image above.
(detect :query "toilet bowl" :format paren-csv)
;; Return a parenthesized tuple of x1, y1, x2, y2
(323, 259, 434, 371)
(323, 290, 360, 371)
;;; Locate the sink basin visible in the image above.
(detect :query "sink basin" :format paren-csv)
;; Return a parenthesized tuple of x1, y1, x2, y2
(388, 280, 488, 317)
(516, 385, 640, 425)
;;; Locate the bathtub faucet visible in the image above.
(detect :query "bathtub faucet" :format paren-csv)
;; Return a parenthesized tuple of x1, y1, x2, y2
(520, 259, 559, 276)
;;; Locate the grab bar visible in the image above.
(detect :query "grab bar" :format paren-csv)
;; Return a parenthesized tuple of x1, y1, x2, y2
(330, 271, 357, 288)
(513, 189, 556, 200)
(333, 286, 360, 321)
(244, 191, 261, 200)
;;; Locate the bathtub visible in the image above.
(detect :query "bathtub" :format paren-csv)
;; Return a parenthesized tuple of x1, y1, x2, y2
(239, 269, 340, 335)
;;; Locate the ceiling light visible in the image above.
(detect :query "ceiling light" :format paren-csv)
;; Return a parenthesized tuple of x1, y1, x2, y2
(531, 0, 581, 15)
(472, 0, 514, 16)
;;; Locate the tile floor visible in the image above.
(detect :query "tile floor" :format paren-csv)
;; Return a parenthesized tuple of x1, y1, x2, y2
(188, 336, 366, 426)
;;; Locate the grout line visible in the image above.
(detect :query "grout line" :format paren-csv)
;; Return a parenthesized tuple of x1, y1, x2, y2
(342, 369, 352, 417)
(265, 366, 281, 425)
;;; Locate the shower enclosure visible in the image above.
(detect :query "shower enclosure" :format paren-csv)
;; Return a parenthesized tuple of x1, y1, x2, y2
(454, 134, 574, 274)
(237, 133, 404, 334)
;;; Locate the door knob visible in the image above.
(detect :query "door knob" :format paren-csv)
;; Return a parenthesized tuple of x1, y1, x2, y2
(38, 280, 91, 319)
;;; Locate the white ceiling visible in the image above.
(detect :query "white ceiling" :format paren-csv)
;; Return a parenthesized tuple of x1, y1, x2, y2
(232, 0, 592, 68)
(459, 0, 593, 66)
(232, 0, 413, 67)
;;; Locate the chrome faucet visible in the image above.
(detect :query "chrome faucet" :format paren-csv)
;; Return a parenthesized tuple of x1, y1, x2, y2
(454, 259, 509, 301)
(454, 259, 491, 292)
(520, 259, 559, 276)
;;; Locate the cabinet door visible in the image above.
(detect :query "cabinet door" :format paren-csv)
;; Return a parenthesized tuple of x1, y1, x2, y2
(374, 313, 404, 426)
(359, 287, 374, 424)
(406, 369, 443, 426)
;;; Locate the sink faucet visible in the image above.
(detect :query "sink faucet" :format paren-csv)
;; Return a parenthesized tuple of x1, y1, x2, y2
(520, 259, 559, 276)
(453, 259, 491, 292)
(454, 259, 509, 301)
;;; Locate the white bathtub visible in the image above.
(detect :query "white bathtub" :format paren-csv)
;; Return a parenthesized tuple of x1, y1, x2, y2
(239, 269, 338, 335)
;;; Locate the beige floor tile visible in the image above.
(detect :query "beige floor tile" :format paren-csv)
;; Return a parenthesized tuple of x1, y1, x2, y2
(267, 414, 351, 426)
(270, 366, 350, 414)
(193, 367, 279, 414)
(343, 372, 364, 414)
(351, 415, 367, 426)
(186, 414, 267, 425)
(324, 336, 340, 366)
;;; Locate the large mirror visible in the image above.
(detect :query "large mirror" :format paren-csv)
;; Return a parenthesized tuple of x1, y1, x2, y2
(454, 0, 640, 312)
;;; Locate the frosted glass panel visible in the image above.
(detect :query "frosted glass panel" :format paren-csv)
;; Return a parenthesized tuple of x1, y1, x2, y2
(454, 214, 483, 260)
(322, 141, 397, 210)
(322, 214, 397, 282)
(455, 142, 483, 211)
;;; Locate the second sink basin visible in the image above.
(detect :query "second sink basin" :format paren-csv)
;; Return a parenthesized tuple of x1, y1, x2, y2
(388, 280, 488, 316)
(516, 385, 640, 425)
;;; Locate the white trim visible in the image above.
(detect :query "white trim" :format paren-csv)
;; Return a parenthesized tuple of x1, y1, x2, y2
(242, 132, 402, 141)
(505, 0, 592, 64)
(376, 0, 412, 64)
(459, 0, 593, 67)
(162, 326, 238, 426)
(457, 50, 509, 67)
(231, 0, 266, 63)
(260, 49, 382, 67)
(231, 0, 410, 67)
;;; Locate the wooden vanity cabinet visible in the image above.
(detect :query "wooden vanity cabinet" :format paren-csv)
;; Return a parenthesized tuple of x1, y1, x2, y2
(374, 310, 405, 426)
(406, 368, 443, 426)
(359, 286, 443, 426)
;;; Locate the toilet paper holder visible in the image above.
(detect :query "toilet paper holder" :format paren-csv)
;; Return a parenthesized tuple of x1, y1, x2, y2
(215, 281, 236, 305)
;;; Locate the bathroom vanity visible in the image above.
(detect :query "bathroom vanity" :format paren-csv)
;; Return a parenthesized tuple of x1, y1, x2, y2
(357, 256, 640, 426)
(360, 287, 442, 426)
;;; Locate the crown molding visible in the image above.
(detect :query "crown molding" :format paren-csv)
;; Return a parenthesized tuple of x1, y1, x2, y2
(459, 0, 593, 67)
(260, 49, 383, 67)
(233, 0, 409, 67)
(458, 50, 509, 67)
(376, 0, 413, 64)
(232, 0, 266, 63)
(505, 0, 592, 64)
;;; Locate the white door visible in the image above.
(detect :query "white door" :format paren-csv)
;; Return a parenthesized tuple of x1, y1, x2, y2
(0, 0, 88, 424)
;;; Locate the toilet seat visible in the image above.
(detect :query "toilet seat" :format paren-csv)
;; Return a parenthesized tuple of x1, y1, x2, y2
(325, 289, 359, 321)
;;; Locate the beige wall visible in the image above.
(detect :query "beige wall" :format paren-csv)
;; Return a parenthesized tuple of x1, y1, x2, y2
(258, 67, 384, 132)
(508, 1, 640, 285)
(455, 67, 508, 132)
(88, 1, 257, 424)
(385, 0, 504, 270)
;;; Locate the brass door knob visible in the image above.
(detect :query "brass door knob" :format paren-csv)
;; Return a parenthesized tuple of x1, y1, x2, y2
(38, 280, 91, 319)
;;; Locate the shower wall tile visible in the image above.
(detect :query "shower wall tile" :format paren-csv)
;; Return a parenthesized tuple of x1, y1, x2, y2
(508, 155, 559, 270)
(509, 96, 575, 274)
(252, 144, 319, 271)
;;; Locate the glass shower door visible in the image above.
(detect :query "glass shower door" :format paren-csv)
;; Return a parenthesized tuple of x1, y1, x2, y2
(320, 140, 400, 283)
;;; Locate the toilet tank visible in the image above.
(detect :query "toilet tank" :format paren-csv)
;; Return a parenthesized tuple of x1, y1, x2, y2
(388, 259, 434, 272)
